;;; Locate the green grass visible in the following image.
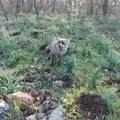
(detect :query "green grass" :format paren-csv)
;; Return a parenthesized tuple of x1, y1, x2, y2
(0, 15, 120, 119)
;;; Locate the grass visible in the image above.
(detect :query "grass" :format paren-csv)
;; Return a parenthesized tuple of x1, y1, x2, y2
(0, 15, 120, 119)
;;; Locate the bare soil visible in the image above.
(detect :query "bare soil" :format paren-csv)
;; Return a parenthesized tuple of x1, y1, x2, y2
(104, 80, 120, 85)
(58, 74, 73, 87)
(75, 93, 109, 120)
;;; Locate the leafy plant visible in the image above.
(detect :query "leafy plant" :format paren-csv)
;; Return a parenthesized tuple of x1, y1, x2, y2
(91, 37, 109, 54)
(6, 50, 25, 67)
(88, 72, 98, 89)
(0, 39, 18, 59)
(0, 75, 22, 94)
(63, 55, 76, 74)
(99, 51, 117, 69)
(102, 93, 116, 112)
(81, 46, 92, 58)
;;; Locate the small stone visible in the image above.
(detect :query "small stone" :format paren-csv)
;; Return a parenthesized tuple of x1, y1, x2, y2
(26, 114, 37, 120)
(26, 112, 44, 120)
(0, 26, 9, 37)
(53, 81, 63, 87)
(0, 100, 10, 120)
(48, 105, 64, 120)
(1, 87, 7, 94)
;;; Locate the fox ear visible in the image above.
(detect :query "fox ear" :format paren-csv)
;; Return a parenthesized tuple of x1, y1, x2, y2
(55, 36, 61, 41)
(53, 36, 59, 41)
(67, 38, 71, 44)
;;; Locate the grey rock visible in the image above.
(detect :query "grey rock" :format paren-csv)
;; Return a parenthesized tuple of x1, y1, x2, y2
(0, 26, 9, 37)
(0, 100, 10, 120)
(48, 105, 64, 120)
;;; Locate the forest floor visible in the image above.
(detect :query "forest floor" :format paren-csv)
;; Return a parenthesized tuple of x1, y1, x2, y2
(0, 15, 120, 120)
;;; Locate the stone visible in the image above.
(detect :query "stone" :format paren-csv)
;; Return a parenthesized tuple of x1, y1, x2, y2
(0, 100, 10, 120)
(0, 26, 9, 37)
(48, 105, 64, 120)
(26, 114, 37, 120)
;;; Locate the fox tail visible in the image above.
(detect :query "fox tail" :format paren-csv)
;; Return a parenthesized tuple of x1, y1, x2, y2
(45, 45, 50, 53)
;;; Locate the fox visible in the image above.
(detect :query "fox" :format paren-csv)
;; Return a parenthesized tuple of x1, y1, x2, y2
(45, 36, 70, 66)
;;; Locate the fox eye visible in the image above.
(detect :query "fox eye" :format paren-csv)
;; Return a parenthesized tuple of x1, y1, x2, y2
(58, 41, 61, 44)
(58, 40, 65, 45)
(61, 41, 65, 45)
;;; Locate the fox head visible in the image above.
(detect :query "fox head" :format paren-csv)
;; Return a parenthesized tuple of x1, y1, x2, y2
(54, 37, 70, 51)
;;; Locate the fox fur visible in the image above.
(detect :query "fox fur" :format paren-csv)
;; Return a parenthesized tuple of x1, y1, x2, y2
(45, 37, 70, 66)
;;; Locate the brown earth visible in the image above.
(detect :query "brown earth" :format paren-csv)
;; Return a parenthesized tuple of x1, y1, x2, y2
(104, 80, 120, 85)
(22, 75, 36, 82)
(75, 93, 109, 120)
(58, 74, 73, 88)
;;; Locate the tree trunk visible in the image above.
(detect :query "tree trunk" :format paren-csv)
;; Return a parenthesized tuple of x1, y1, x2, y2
(103, 0, 109, 17)
(46, 0, 49, 4)
(9, 0, 13, 7)
(73, 0, 76, 7)
(52, 0, 56, 13)
(21, 0, 25, 12)
(15, 0, 20, 18)
(34, 0, 39, 16)
(0, 0, 8, 21)
(40, 0, 43, 11)
(90, 0, 94, 15)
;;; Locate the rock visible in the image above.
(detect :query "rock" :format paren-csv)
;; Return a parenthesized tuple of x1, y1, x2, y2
(26, 114, 37, 120)
(0, 65, 7, 71)
(0, 100, 10, 120)
(1, 87, 7, 94)
(26, 113, 44, 120)
(0, 26, 9, 37)
(0, 67, 4, 71)
(7, 91, 34, 110)
(48, 105, 64, 120)
(53, 81, 63, 87)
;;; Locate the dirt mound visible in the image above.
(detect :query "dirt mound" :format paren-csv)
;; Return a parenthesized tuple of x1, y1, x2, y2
(22, 75, 36, 82)
(9, 31, 21, 36)
(75, 93, 109, 120)
(53, 74, 74, 88)
(115, 89, 120, 94)
(104, 80, 120, 85)
(60, 74, 73, 87)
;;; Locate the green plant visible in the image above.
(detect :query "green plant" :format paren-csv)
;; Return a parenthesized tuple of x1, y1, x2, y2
(0, 39, 18, 59)
(102, 93, 116, 112)
(99, 51, 117, 69)
(6, 50, 25, 67)
(63, 55, 76, 74)
(0, 75, 22, 94)
(91, 37, 109, 54)
(88, 72, 98, 89)
(81, 46, 92, 58)
(106, 51, 117, 68)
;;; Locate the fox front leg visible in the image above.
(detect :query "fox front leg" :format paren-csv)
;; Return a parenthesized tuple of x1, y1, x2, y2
(50, 53, 54, 66)
(58, 55, 61, 66)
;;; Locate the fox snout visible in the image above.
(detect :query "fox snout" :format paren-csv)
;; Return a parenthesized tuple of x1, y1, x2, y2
(58, 44, 64, 49)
